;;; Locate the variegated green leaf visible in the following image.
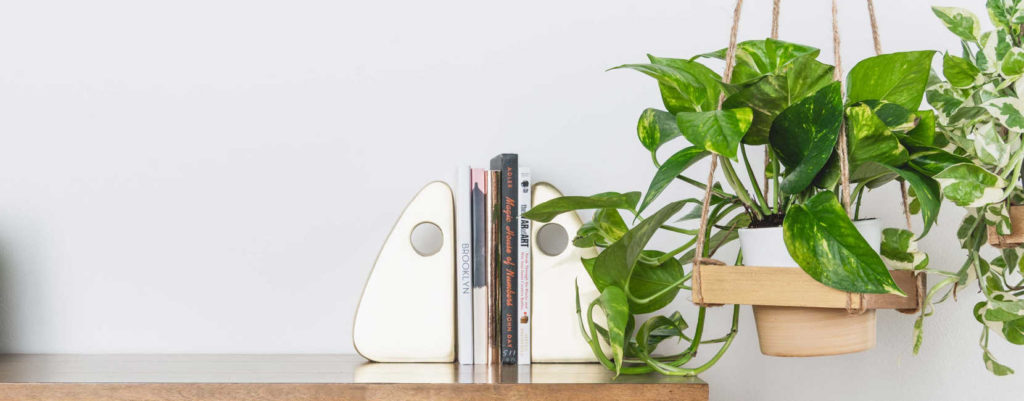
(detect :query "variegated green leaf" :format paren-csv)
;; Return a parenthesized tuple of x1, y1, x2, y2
(977, 30, 1014, 73)
(611, 57, 723, 114)
(926, 82, 966, 121)
(845, 104, 909, 180)
(933, 6, 981, 42)
(524, 191, 641, 222)
(880, 228, 929, 270)
(987, 0, 1024, 30)
(1003, 48, 1024, 77)
(637, 108, 682, 154)
(676, 108, 753, 160)
(971, 121, 1010, 167)
(697, 38, 820, 84)
(943, 53, 982, 88)
(769, 82, 843, 194)
(598, 286, 629, 376)
(723, 53, 835, 144)
(783, 191, 904, 295)
(934, 163, 1008, 207)
(981, 97, 1024, 131)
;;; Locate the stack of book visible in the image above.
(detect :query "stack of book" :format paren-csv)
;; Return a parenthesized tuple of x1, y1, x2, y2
(455, 154, 531, 365)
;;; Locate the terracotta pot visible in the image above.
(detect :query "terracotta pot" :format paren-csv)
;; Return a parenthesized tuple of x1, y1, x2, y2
(738, 220, 880, 357)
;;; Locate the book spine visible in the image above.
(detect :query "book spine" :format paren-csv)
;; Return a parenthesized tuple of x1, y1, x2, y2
(455, 166, 473, 364)
(517, 168, 531, 365)
(490, 154, 518, 365)
(471, 168, 487, 365)
(485, 170, 500, 365)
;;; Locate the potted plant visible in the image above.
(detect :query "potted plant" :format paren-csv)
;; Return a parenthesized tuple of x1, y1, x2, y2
(917, 3, 1024, 376)
(523, 36, 936, 375)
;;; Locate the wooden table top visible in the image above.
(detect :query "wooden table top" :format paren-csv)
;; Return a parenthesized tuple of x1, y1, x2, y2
(0, 354, 708, 401)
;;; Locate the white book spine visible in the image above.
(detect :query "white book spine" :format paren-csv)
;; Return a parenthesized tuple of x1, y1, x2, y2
(517, 168, 531, 365)
(456, 166, 473, 364)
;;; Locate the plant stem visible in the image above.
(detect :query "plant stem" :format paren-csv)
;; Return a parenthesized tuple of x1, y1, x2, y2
(676, 175, 735, 200)
(854, 182, 866, 220)
(740, 145, 770, 212)
(660, 225, 698, 235)
(771, 149, 781, 214)
(656, 237, 697, 264)
(719, 158, 766, 219)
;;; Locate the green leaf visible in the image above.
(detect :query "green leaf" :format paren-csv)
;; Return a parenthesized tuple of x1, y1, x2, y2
(637, 108, 683, 154)
(523, 192, 641, 222)
(575, 208, 629, 248)
(723, 53, 835, 144)
(598, 286, 630, 376)
(627, 251, 685, 313)
(783, 191, 904, 295)
(879, 165, 941, 237)
(880, 228, 929, 270)
(845, 104, 909, 180)
(638, 147, 710, 214)
(987, 0, 1024, 29)
(981, 97, 1024, 131)
(934, 163, 1008, 207)
(769, 82, 842, 194)
(1001, 48, 1024, 77)
(698, 38, 821, 84)
(932, 6, 981, 42)
(611, 59, 722, 114)
(636, 313, 688, 354)
(972, 122, 1011, 167)
(977, 30, 1014, 73)
(676, 108, 753, 160)
(943, 53, 982, 88)
(983, 344, 1015, 375)
(926, 82, 966, 118)
(861, 100, 918, 133)
(907, 147, 971, 176)
(847, 51, 937, 111)
(904, 110, 936, 147)
(591, 201, 686, 291)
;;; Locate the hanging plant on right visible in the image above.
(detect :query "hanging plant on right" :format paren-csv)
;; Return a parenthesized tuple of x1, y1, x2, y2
(923, 2, 1024, 376)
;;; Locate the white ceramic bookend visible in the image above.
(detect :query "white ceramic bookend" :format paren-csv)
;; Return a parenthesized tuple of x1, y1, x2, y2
(353, 181, 455, 362)
(531, 182, 608, 363)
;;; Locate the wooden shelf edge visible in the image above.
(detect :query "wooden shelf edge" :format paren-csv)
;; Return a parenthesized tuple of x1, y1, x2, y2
(693, 265, 923, 311)
(0, 382, 709, 401)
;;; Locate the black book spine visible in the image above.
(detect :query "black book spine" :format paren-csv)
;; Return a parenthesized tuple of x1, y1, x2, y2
(490, 153, 518, 364)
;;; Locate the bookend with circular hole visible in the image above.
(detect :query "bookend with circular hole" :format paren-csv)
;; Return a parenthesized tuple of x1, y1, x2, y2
(531, 182, 609, 363)
(353, 181, 455, 362)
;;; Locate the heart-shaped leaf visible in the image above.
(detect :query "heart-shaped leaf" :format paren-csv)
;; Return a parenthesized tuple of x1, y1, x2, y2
(932, 6, 981, 42)
(697, 38, 820, 84)
(637, 108, 683, 154)
(676, 108, 752, 160)
(846, 104, 910, 180)
(783, 191, 904, 295)
(934, 163, 1007, 208)
(769, 82, 842, 194)
(880, 228, 929, 271)
(944, 53, 982, 88)
(847, 51, 936, 111)
(635, 313, 688, 355)
(723, 53, 835, 144)
(627, 250, 685, 313)
(591, 201, 686, 291)
(880, 165, 941, 237)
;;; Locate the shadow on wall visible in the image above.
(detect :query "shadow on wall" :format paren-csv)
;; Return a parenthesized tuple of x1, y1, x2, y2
(0, 241, 18, 352)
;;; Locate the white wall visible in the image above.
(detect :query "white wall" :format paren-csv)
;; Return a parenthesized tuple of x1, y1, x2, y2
(0, 0, 1017, 399)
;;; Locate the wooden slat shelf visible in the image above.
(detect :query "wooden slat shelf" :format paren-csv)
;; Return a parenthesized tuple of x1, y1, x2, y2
(0, 354, 708, 401)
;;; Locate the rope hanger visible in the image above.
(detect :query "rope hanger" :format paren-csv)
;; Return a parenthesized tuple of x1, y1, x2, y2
(690, 0, 915, 309)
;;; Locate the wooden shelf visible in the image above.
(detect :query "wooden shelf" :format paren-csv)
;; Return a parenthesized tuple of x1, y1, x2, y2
(0, 354, 708, 401)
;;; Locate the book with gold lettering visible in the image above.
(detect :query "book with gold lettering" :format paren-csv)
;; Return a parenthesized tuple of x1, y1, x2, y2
(490, 154, 518, 365)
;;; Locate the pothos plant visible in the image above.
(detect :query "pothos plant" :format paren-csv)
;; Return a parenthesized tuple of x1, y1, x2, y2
(917, 2, 1024, 376)
(523, 38, 938, 376)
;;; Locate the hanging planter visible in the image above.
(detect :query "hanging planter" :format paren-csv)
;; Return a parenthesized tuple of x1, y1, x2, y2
(522, 0, 936, 376)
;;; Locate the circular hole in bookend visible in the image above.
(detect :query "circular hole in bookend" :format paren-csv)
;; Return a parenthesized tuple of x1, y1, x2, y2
(536, 223, 569, 256)
(410, 222, 444, 256)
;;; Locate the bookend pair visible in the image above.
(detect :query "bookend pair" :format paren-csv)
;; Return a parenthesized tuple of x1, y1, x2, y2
(352, 181, 603, 363)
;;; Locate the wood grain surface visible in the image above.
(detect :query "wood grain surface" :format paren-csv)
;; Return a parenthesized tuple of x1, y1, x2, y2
(0, 354, 708, 401)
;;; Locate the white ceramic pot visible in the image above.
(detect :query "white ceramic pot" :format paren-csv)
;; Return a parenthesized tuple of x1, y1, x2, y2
(738, 219, 881, 357)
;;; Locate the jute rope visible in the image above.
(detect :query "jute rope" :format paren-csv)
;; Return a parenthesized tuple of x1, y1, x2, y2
(763, 0, 781, 202)
(691, 0, 745, 305)
(865, 0, 923, 314)
(832, 0, 852, 215)
(863, 0, 913, 230)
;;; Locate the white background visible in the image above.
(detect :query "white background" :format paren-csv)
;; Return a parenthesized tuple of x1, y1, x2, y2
(0, 0, 1019, 399)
